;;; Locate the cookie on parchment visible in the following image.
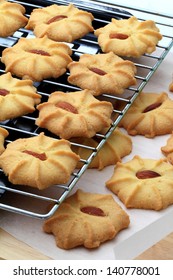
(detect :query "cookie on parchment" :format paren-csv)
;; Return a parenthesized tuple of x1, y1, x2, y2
(118, 92, 173, 138)
(161, 132, 173, 165)
(106, 155, 173, 210)
(43, 189, 130, 249)
(72, 128, 132, 170)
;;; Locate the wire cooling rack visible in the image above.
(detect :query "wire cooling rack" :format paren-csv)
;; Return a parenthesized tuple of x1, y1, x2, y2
(0, 0, 173, 218)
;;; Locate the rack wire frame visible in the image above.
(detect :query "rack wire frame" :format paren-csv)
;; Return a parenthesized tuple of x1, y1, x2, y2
(0, 0, 173, 219)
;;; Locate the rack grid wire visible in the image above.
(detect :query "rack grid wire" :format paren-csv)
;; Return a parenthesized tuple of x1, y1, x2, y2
(0, 0, 173, 219)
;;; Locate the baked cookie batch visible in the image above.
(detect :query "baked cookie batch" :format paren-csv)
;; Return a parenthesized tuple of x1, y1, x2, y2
(1, 1, 173, 251)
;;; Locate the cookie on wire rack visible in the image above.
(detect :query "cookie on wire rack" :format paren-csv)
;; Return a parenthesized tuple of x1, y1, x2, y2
(36, 89, 113, 139)
(94, 16, 162, 57)
(0, 127, 8, 155)
(68, 52, 137, 96)
(0, 0, 28, 37)
(0, 132, 80, 190)
(0, 72, 41, 121)
(1, 36, 72, 82)
(25, 3, 94, 43)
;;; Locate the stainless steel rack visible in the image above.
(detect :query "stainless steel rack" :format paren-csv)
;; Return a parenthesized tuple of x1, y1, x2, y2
(0, 0, 173, 219)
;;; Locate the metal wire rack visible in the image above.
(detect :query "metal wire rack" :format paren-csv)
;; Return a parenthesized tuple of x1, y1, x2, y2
(0, 0, 173, 219)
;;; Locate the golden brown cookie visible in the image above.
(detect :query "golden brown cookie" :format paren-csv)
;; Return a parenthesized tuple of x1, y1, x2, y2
(0, 72, 41, 121)
(1, 36, 72, 82)
(68, 52, 137, 96)
(0, 0, 28, 37)
(106, 155, 173, 210)
(43, 189, 130, 249)
(118, 92, 173, 138)
(0, 127, 8, 155)
(169, 81, 173, 92)
(72, 128, 132, 170)
(161, 132, 173, 165)
(95, 16, 162, 57)
(26, 3, 94, 42)
(36, 89, 113, 139)
(0, 132, 80, 190)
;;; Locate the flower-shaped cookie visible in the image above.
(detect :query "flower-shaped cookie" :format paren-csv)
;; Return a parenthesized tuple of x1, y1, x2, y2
(161, 132, 173, 165)
(1, 36, 72, 81)
(0, 127, 8, 155)
(0, 0, 28, 37)
(0, 132, 80, 190)
(106, 155, 173, 210)
(36, 89, 113, 139)
(119, 92, 173, 138)
(0, 72, 41, 121)
(43, 189, 130, 249)
(95, 16, 162, 57)
(26, 3, 94, 42)
(68, 52, 136, 96)
(72, 128, 132, 170)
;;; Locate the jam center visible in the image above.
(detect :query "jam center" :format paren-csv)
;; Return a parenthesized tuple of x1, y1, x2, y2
(143, 102, 162, 113)
(80, 206, 105, 216)
(56, 101, 78, 114)
(136, 170, 161, 179)
(28, 49, 50, 56)
(23, 150, 47, 161)
(47, 15, 67, 24)
(0, 89, 9, 96)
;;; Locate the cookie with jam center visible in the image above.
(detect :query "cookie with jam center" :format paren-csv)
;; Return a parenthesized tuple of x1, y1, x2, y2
(43, 189, 130, 249)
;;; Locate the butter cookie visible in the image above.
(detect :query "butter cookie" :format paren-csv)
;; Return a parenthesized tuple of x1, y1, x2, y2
(36, 89, 113, 139)
(0, 72, 41, 121)
(0, 133, 80, 190)
(68, 52, 136, 96)
(43, 189, 130, 249)
(119, 92, 173, 138)
(26, 3, 94, 42)
(0, 0, 28, 37)
(95, 16, 162, 57)
(1, 36, 72, 81)
(106, 155, 173, 210)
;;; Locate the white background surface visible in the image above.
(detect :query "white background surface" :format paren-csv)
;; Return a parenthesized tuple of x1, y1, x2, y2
(0, 0, 173, 260)
(99, 0, 172, 15)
